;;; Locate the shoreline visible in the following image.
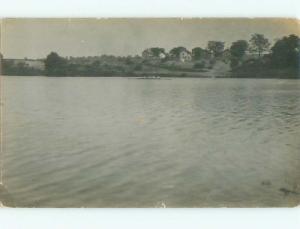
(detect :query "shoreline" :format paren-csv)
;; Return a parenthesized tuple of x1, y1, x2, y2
(3, 67, 299, 79)
(3, 74, 299, 79)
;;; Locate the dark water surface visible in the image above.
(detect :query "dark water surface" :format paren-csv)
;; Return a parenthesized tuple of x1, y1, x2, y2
(2, 76, 300, 207)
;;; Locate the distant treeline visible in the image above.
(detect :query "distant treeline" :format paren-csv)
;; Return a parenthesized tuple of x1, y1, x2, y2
(1, 33, 299, 78)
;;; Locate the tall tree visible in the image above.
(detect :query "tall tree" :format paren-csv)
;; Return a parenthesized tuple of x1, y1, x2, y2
(249, 34, 270, 57)
(45, 52, 67, 76)
(270, 34, 300, 68)
(207, 41, 225, 57)
(192, 47, 209, 61)
(229, 40, 249, 68)
(230, 40, 248, 59)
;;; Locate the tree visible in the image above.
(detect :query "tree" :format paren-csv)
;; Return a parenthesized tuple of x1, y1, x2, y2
(229, 40, 249, 68)
(151, 48, 165, 57)
(45, 52, 67, 76)
(0, 53, 3, 73)
(270, 34, 300, 68)
(249, 34, 270, 57)
(230, 40, 248, 59)
(192, 47, 210, 61)
(207, 41, 225, 57)
(142, 47, 166, 59)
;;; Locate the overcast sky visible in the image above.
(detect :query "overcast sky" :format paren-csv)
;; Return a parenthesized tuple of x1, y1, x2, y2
(1, 18, 299, 59)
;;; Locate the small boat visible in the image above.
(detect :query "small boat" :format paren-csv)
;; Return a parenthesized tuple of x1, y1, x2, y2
(136, 75, 161, 79)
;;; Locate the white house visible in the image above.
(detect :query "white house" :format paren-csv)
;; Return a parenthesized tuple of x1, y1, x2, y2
(178, 50, 192, 62)
(159, 52, 166, 59)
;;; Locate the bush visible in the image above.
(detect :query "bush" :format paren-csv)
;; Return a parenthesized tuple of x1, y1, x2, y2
(193, 62, 205, 69)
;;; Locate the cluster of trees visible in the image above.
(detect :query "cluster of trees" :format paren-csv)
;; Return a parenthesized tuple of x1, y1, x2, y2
(228, 34, 300, 78)
(229, 33, 271, 68)
(142, 34, 299, 68)
(230, 34, 299, 73)
(140, 33, 291, 67)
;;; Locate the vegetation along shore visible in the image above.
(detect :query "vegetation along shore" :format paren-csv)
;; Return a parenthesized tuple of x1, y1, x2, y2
(1, 33, 299, 78)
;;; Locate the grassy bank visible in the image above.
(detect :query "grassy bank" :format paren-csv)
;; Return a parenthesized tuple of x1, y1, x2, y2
(230, 67, 299, 79)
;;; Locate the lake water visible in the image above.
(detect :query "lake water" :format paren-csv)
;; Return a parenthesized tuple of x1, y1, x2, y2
(2, 76, 300, 207)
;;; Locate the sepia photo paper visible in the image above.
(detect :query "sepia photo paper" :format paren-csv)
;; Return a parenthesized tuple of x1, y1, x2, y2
(0, 18, 299, 208)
